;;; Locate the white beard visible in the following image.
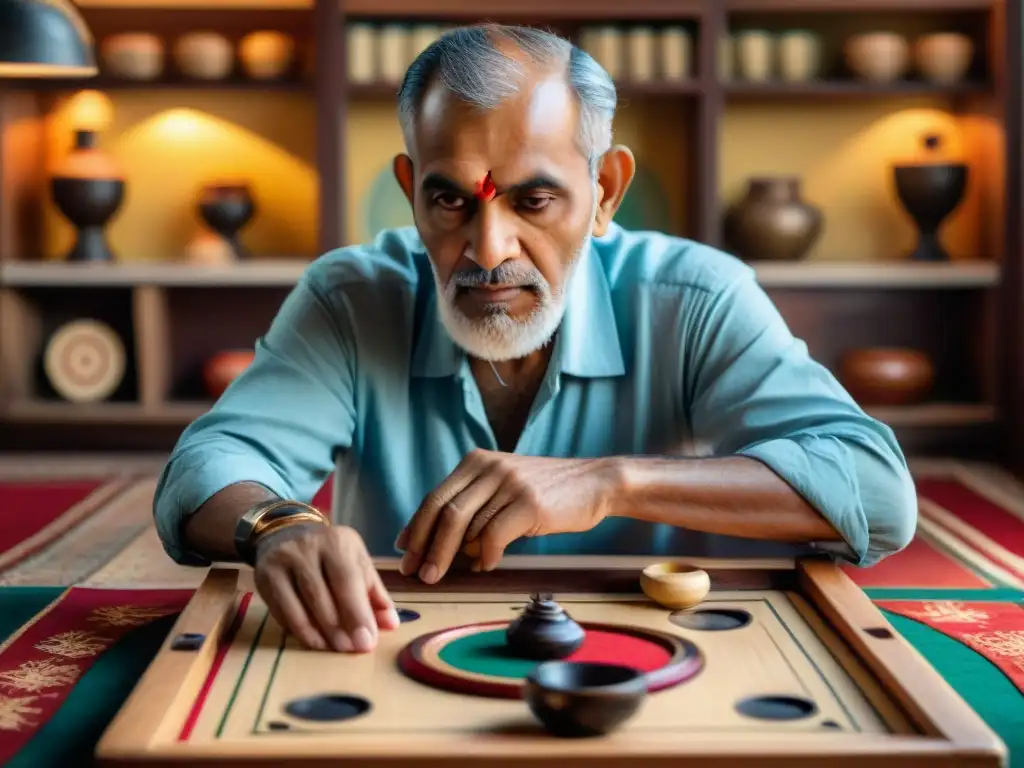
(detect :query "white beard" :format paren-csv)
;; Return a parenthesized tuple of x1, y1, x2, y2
(431, 233, 591, 363)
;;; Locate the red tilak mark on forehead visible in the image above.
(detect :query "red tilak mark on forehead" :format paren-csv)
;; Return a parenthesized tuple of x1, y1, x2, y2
(474, 171, 497, 202)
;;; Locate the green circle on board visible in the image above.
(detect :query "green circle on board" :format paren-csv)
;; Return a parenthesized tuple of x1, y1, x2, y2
(614, 163, 671, 232)
(436, 629, 535, 679)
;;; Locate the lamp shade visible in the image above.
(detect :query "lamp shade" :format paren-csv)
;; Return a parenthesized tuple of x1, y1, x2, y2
(0, 0, 97, 78)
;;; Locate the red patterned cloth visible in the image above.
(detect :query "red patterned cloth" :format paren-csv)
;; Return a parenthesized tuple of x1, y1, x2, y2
(0, 587, 192, 763)
(876, 599, 1024, 694)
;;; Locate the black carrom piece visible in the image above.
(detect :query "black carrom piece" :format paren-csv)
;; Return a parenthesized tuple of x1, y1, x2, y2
(397, 608, 420, 623)
(284, 694, 371, 722)
(170, 632, 206, 651)
(506, 593, 586, 660)
(524, 661, 647, 738)
(736, 695, 817, 721)
(669, 608, 752, 631)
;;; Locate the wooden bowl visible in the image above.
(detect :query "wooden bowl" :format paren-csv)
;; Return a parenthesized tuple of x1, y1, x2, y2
(524, 661, 647, 737)
(640, 562, 711, 610)
(838, 347, 934, 406)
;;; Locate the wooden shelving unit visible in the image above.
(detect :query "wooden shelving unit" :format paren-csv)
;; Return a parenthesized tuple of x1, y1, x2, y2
(0, 0, 1020, 464)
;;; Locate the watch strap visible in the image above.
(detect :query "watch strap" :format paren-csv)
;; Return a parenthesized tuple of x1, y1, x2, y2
(234, 499, 328, 565)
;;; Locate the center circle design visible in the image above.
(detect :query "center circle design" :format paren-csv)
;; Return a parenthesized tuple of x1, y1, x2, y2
(436, 628, 673, 680)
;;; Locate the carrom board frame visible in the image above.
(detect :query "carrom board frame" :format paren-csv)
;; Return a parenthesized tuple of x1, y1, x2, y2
(94, 555, 1007, 768)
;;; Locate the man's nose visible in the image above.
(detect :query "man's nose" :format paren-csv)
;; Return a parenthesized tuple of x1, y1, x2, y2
(468, 202, 518, 272)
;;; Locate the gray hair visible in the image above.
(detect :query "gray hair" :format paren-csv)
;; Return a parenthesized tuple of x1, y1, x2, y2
(396, 24, 616, 176)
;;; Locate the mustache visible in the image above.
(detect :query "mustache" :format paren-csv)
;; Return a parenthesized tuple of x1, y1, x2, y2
(449, 262, 544, 289)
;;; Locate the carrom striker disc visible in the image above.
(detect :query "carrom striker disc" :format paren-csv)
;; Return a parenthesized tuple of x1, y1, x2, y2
(43, 319, 126, 403)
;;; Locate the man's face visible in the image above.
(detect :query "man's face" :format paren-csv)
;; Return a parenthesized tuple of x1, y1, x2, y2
(395, 71, 600, 362)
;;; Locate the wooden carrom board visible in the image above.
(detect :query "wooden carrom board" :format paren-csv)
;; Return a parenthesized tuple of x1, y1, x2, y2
(95, 556, 1006, 767)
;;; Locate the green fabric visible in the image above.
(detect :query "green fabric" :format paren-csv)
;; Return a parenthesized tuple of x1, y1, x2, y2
(0, 587, 64, 640)
(436, 629, 533, 679)
(881, 610, 1023, 768)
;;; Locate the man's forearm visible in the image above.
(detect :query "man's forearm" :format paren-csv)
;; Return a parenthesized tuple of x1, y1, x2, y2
(607, 455, 842, 542)
(182, 482, 279, 562)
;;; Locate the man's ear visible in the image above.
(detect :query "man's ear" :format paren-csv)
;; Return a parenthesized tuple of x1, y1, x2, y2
(393, 154, 415, 206)
(591, 146, 635, 237)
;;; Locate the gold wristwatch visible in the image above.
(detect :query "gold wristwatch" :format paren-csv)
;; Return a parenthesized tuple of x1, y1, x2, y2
(234, 499, 329, 565)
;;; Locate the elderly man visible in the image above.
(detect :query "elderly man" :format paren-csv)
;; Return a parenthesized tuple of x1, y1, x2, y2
(153, 24, 916, 655)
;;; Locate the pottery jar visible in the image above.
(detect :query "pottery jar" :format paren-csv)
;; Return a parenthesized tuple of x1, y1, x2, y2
(239, 31, 295, 79)
(659, 26, 691, 80)
(777, 30, 820, 82)
(723, 177, 823, 261)
(844, 32, 908, 82)
(838, 347, 934, 406)
(735, 29, 774, 81)
(347, 24, 376, 84)
(203, 350, 256, 399)
(626, 26, 656, 82)
(915, 33, 973, 84)
(175, 32, 233, 79)
(101, 33, 164, 80)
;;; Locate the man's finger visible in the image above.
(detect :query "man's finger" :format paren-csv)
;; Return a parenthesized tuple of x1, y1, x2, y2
(264, 572, 328, 651)
(419, 470, 504, 583)
(475, 500, 536, 571)
(322, 550, 377, 652)
(400, 452, 487, 575)
(291, 554, 344, 651)
(364, 561, 401, 630)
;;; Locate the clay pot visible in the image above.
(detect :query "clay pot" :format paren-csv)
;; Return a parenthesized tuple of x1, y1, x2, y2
(838, 347, 934, 406)
(915, 33, 973, 84)
(239, 31, 295, 79)
(723, 177, 823, 261)
(174, 32, 233, 79)
(844, 32, 909, 82)
(203, 350, 255, 398)
(101, 33, 164, 80)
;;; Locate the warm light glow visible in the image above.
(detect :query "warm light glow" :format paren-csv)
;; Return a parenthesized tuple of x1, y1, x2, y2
(42, 92, 318, 261)
(66, 90, 114, 131)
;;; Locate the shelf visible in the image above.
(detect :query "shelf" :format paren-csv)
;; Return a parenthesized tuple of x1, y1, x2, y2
(0, 261, 311, 288)
(6, 76, 313, 93)
(1, 400, 994, 429)
(866, 403, 996, 428)
(725, 81, 990, 98)
(1, 401, 208, 425)
(725, 0, 994, 10)
(750, 260, 999, 289)
(2, 260, 1000, 290)
(340, 0, 703, 19)
(348, 80, 704, 99)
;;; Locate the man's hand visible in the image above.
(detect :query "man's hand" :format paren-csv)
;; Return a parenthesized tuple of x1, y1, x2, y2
(254, 523, 400, 653)
(395, 450, 620, 583)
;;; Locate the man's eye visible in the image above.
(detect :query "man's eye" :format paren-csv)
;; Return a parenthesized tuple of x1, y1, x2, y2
(520, 196, 553, 211)
(433, 193, 465, 211)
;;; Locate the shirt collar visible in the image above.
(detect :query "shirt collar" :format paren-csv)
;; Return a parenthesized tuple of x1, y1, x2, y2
(411, 241, 625, 379)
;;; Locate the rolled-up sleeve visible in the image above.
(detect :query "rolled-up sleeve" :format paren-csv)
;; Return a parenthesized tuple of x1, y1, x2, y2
(683, 271, 917, 567)
(153, 271, 358, 565)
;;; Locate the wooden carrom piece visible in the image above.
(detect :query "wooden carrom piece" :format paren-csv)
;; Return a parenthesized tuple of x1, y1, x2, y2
(95, 556, 1007, 767)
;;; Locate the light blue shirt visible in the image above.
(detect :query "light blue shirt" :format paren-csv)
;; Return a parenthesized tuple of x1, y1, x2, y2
(154, 224, 917, 568)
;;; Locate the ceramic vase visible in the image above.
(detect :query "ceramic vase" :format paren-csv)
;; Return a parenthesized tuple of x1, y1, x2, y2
(50, 130, 126, 262)
(893, 134, 967, 262)
(197, 183, 255, 259)
(723, 177, 823, 261)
